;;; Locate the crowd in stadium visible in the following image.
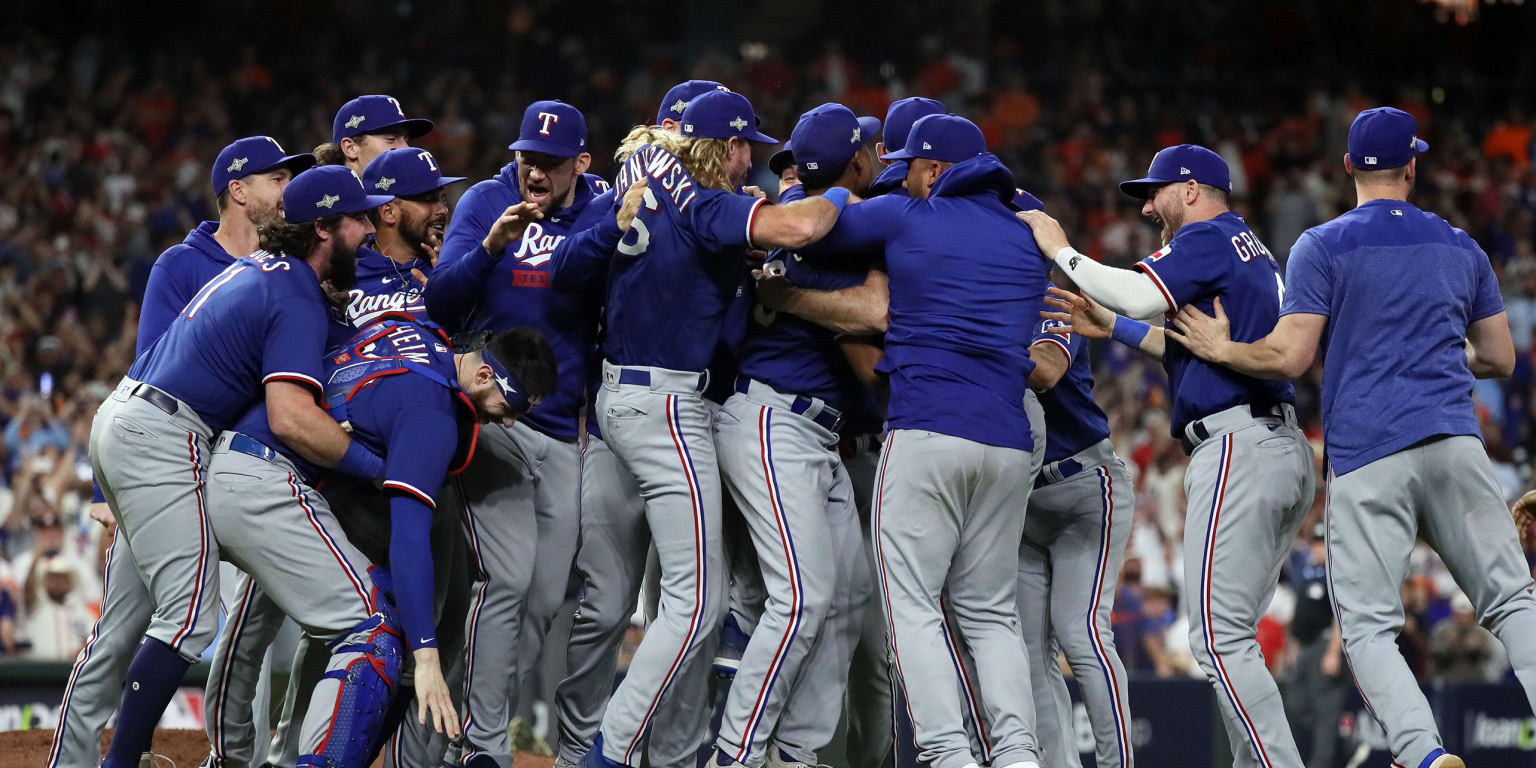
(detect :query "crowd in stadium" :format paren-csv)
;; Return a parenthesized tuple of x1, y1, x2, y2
(0, 5, 1531, 703)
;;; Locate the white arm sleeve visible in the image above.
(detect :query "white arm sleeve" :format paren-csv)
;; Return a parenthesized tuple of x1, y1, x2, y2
(1050, 247, 1170, 320)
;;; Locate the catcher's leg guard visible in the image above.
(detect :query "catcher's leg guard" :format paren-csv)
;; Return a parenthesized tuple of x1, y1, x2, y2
(297, 581, 404, 768)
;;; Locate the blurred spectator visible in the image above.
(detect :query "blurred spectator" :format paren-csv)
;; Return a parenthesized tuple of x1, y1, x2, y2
(23, 551, 93, 660)
(1429, 592, 1506, 682)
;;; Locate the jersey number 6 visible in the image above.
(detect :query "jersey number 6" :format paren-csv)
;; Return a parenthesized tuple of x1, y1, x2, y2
(616, 186, 661, 257)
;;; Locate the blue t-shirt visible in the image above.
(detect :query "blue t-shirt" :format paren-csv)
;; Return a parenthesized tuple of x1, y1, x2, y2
(345, 244, 432, 327)
(1030, 307, 1111, 463)
(737, 183, 875, 412)
(1281, 199, 1503, 475)
(810, 154, 1044, 452)
(1134, 211, 1295, 435)
(130, 250, 327, 434)
(138, 221, 238, 356)
(424, 162, 609, 440)
(603, 144, 766, 373)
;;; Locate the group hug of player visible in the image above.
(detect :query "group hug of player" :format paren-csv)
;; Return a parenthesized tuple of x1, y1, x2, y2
(49, 75, 1536, 768)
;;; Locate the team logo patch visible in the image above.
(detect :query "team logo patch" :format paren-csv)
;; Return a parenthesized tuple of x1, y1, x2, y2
(1363, 156, 1377, 165)
(804, 161, 819, 170)
(1179, 166, 1190, 175)
(670, 99, 688, 114)
(729, 116, 748, 132)
(683, 123, 695, 134)
(317, 193, 340, 209)
(1147, 244, 1173, 262)
(375, 177, 396, 191)
(434, 343, 447, 353)
(226, 157, 248, 173)
(1068, 254, 1082, 270)
(922, 141, 932, 150)
(850, 126, 861, 143)
(332, 353, 352, 364)
(345, 114, 366, 129)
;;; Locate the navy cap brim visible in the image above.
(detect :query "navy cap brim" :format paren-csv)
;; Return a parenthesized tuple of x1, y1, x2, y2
(1415, 138, 1429, 153)
(254, 153, 318, 177)
(375, 117, 435, 139)
(340, 194, 397, 215)
(508, 138, 584, 158)
(394, 176, 469, 197)
(879, 148, 916, 161)
(1117, 176, 1179, 199)
(743, 127, 778, 145)
(768, 148, 795, 176)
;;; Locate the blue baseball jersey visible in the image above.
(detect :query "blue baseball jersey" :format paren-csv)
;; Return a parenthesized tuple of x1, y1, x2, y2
(868, 161, 909, 198)
(138, 221, 238, 356)
(345, 244, 432, 326)
(130, 250, 328, 434)
(810, 154, 1044, 451)
(738, 183, 877, 415)
(604, 144, 766, 373)
(1030, 307, 1111, 463)
(236, 317, 468, 649)
(1280, 199, 1504, 475)
(424, 162, 609, 441)
(1134, 211, 1295, 435)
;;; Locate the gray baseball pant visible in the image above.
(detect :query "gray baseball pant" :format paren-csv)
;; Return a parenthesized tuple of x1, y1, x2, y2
(88, 378, 222, 661)
(713, 383, 870, 765)
(873, 428, 1038, 768)
(1018, 440, 1135, 768)
(201, 565, 282, 768)
(1181, 407, 1312, 768)
(1327, 434, 1536, 768)
(591, 362, 726, 766)
(457, 420, 580, 767)
(841, 434, 897, 768)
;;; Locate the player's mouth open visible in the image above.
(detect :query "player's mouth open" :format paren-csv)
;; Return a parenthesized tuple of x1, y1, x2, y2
(526, 184, 550, 203)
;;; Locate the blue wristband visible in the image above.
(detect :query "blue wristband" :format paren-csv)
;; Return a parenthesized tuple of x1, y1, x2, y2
(336, 440, 385, 480)
(1110, 315, 1152, 348)
(820, 186, 851, 213)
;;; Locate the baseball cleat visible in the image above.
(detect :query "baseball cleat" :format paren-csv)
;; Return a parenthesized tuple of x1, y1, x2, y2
(712, 613, 750, 676)
(765, 747, 831, 768)
(553, 758, 579, 768)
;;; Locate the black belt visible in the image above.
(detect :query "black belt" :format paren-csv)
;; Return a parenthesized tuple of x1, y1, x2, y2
(735, 377, 844, 433)
(131, 383, 178, 416)
(1179, 402, 1287, 455)
(1034, 458, 1083, 489)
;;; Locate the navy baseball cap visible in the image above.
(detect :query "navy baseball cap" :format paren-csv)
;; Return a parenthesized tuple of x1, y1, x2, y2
(1348, 107, 1428, 171)
(362, 148, 467, 198)
(880, 114, 984, 163)
(883, 97, 946, 152)
(211, 137, 315, 197)
(332, 95, 434, 144)
(283, 166, 394, 223)
(1119, 144, 1231, 199)
(657, 80, 729, 124)
(789, 103, 881, 175)
(508, 100, 588, 157)
(680, 90, 778, 144)
(768, 141, 795, 176)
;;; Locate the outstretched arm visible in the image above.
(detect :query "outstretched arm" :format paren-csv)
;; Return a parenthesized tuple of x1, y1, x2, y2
(1167, 299, 1325, 380)
(756, 265, 889, 335)
(1019, 210, 1170, 320)
(1042, 286, 1165, 359)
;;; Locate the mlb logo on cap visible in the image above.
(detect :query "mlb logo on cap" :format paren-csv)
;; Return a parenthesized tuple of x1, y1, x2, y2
(679, 90, 778, 144)
(283, 165, 395, 224)
(1347, 107, 1429, 172)
(363, 148, 468, 198)
(509, 100, 589, 158)
(790, 103, 881, 177)
(210, 136, 316, 197)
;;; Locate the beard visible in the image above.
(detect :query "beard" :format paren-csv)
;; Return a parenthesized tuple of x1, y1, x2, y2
(397, 212, 444, 262)
(1156, 205, 1184, 247)
(247, 198, 283, 228)
(328, 236, 360, 291)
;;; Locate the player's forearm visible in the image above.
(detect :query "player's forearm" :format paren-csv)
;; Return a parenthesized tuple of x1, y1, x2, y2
(780, 282, 888, 335)
(389, 496, 436, 650)
(421, 244, 496, 331)
(752, 194, 845, 251)
(1208, 335, 1298, 380)
(267, 386, 383, 479)
(548, 214, 621, 293)
(1105, 314, 1166, 358)
(1050, 248, 1168, 320)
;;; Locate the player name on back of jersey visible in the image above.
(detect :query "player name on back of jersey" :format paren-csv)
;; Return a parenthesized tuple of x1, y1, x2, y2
(615, 144, 699, 211)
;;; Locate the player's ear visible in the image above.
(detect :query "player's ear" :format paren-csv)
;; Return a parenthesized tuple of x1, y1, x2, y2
(876, 141, 887, 159)
(340, 136, 360, 163)
(227, 178, 247, 208)
(575, 152, 592, 176)
(1404, 156, 1416, 184)
(1342, 153, 1354, 177)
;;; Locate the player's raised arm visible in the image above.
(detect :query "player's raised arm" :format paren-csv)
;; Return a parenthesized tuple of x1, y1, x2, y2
(1042, 286, 1167, 359)
(1019, 209, 1169, 320)
(548, 186, 621, 291)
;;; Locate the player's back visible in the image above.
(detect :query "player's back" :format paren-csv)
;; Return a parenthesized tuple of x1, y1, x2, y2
(879, 154, 1047, 451)
(603, 143, 764, 373)
(137, 221, 238, 356)
(1284, 200, 1503, 473)
(130, 250, 326, 434)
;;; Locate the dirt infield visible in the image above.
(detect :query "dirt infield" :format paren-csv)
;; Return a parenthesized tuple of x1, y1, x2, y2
(0, 729, 557, 768)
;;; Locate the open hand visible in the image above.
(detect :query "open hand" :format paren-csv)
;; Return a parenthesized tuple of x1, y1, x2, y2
(1514, 489, 1536, 545)
(617, 177, 650, 233)
(1167, 298, 1233, 362)
(413, 649, 461, 739)
(1041, 286, 1114, 339)
(482, 202, 543, 254)
(1017, 209, 1070, 260)
(420, 231, 442, 268)
(753, 261, 791, 310)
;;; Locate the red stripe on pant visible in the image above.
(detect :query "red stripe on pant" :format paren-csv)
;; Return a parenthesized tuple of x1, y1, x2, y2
(172, 432, 211, 650)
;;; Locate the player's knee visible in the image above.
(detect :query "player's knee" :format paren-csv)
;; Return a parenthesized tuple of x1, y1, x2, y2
(301, 614, 404, 768)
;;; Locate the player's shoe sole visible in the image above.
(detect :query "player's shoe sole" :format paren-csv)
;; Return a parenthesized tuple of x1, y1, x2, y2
(712, 614, 750, 677)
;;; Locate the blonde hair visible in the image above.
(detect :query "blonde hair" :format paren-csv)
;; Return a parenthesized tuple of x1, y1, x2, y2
(312, 141, 346, 167)
(614, 125, 734, 192)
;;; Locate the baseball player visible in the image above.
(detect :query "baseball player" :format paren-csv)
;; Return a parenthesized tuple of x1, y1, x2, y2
(318, 94, 434, 174)
(1167, 107, 1536, 768)
(709, 102, 882, 768)
(544, 79, 740, 768)
(347, 147, 466, 324)
(801, 113, 1047, 768)
(422, 98, 610, 768)
(1017, 293, 1136, 768)
(48, 136, 314, 768)
(87, 165, 392, 768)
(197, 147, 472, 768)
(868, 97, 945, 198)
(1021, 143, 1313, 767)
(574, 88, 847, 768)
